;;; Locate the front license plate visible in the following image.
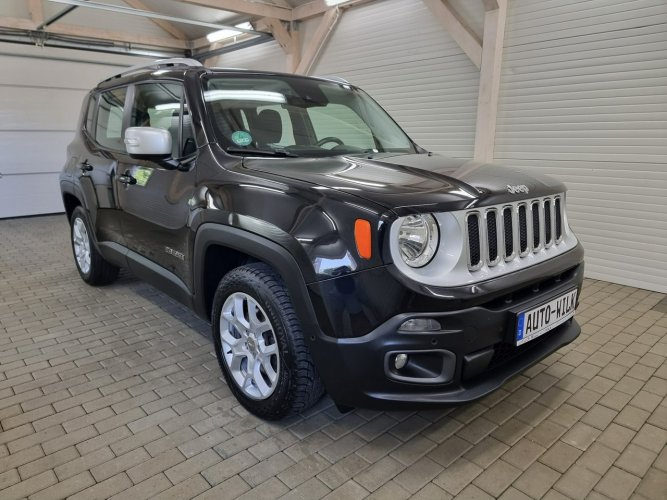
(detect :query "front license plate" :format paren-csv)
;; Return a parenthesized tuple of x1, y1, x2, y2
(515, 289, 578, 346)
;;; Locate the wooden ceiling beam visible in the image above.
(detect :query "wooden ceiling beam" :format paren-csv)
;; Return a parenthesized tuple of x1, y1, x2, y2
(422, 0, 482, 69)
(27, 0, 44, 25)
(46, 23, 189, 49)
(123, 0, 188, 40)
(292, 0, 370, 21)
(178, 0, 292, 21)
(0, 16, 38, 31)
(482, 0, 499, 11)
(295, 8, 341, 75)
(256, 17, 299, 72)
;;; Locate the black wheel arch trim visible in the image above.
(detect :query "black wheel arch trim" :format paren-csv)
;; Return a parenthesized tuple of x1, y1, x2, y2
(192, 223, 323, 338)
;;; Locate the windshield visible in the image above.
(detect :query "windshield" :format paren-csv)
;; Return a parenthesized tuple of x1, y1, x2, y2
(204, 75, 417, 157)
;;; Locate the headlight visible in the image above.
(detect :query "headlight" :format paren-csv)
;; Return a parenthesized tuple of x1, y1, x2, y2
(397, 214, 439, 268)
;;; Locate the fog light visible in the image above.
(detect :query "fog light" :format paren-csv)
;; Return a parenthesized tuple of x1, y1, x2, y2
(394, 353, 409, 370)
(399, 318, 441, 332)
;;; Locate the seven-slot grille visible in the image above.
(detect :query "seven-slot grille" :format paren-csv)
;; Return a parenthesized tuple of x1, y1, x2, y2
(466, 195, 565, 271)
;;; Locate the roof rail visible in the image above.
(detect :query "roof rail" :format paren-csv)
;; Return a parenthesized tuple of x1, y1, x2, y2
(316, 75, 351, 85)
(106, 58, 203, 81)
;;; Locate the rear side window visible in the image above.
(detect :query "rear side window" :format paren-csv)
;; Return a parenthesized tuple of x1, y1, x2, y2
(85, 95, 96, 134)
(96, 87, 127, 151)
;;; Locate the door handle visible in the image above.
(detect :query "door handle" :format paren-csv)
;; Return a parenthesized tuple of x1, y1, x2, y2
(118, 173, 137, 185)
(80, 160, 94, 172)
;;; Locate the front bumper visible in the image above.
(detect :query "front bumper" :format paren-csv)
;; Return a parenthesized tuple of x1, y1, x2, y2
(307, 245, 584, 410)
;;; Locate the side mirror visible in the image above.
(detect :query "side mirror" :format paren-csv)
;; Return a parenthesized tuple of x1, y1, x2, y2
(124, 127, 172, 159)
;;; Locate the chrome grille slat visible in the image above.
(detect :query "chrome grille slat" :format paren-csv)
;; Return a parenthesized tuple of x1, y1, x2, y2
(465, 194, 567, 271)
(555, 196, 563, 243)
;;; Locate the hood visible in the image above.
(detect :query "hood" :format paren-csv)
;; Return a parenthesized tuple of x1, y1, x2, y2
(242, 153, 567, 215)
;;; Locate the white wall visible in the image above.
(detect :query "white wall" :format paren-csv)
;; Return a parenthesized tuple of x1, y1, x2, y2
(0, 44, 151, 218)
(496, 0, 667, 293)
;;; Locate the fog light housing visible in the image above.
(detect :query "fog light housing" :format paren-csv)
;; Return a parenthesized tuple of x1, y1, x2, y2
(394, 353, 408, 370)
(399, 318, 441, 332)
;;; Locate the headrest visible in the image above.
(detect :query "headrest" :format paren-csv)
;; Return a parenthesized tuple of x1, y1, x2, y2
(254, 109, 282, 145)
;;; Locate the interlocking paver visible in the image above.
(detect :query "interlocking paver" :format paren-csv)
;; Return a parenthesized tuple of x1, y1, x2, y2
(0, 216, 664, 500)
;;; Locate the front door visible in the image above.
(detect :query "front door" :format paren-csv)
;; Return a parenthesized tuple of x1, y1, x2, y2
(116, 81, 197, 288)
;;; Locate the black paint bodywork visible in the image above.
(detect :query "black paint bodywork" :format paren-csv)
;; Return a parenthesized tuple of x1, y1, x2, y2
(60, 67, 584, 410)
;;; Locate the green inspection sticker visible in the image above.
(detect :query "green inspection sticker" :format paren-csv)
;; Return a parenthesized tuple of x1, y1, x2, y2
(231, 131, 253, 146)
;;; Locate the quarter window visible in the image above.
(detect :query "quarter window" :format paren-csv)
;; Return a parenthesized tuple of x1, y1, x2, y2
(95, 87, 127, 151)
(85, 94, 96, 135)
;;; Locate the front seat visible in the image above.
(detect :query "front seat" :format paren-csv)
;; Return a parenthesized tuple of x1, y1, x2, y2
(253, 109, 283, 145)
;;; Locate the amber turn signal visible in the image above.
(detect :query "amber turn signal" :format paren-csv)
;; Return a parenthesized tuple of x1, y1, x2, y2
(354, 219, 372, 260)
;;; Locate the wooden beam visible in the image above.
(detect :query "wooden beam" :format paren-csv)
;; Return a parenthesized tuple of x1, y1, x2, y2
(28, 0, 44, 25)
(269, 0, 292, 7)
(0, 16, 38, 30)
(295, 8, 340, 75)
(0, 15, 187, 50)
(474, 0, 507, 162)
(482, 0, 499, 11)
(292, 0, 369, 21)
(123, 0, 188, 40)
(257, 18, 300, 72)
(47, 23, 189, 50)
(422, 0, 482, 69)
(178, 0, 292, 21)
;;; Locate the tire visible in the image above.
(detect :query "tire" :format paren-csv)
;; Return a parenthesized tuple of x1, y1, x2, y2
(70, 206, 119, 286)
(212, 263, 324, 419)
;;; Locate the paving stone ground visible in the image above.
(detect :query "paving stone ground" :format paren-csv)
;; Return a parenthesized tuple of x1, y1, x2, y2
(1, 214, 666, 500)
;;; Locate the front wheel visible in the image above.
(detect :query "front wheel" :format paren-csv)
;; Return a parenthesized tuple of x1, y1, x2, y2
(212, 263, 324, 419)
(70, 206, 119, 286)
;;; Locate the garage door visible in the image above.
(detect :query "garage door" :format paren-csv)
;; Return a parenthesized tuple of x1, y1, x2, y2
(495, 0, 667, 293)
(0, 44, 148, 219)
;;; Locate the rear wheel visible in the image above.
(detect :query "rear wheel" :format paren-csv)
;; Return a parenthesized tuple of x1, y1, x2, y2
(212, 263, 324, 419)
(70, 206, 119, 286)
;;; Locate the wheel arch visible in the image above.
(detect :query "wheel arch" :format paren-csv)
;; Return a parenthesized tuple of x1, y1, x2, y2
(62, 192, 82, 222)
(193, 224, 322, 338)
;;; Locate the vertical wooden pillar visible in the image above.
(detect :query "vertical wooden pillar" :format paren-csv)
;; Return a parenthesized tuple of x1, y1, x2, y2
(474, 0, 508, 163)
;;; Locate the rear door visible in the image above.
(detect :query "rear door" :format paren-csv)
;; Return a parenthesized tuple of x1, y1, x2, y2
(78, 86, 129, 247)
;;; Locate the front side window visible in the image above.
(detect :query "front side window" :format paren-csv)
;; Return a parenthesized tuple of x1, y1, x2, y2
(131, 82, 195, 158)
(95, 87, 127, 151)
(204, 75, 415, 157)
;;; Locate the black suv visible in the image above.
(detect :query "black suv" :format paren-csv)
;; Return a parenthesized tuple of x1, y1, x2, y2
(60, 58, 584, 419)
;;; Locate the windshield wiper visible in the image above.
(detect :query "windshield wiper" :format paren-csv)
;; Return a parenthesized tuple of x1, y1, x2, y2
(225, 147, 298, 158)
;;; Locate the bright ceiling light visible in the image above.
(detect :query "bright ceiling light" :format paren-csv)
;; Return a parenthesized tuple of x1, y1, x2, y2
(324, 0, 348, 5)
(206, 22, 254, 43)
(203, 90, 287, 103)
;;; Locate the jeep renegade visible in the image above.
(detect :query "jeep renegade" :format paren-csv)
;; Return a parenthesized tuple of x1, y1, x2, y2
(60, 58, 584, 419)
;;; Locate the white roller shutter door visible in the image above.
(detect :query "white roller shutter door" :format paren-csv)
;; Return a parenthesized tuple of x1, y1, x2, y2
(0, 45, 150, 219)
(496, 0, 667, 293)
